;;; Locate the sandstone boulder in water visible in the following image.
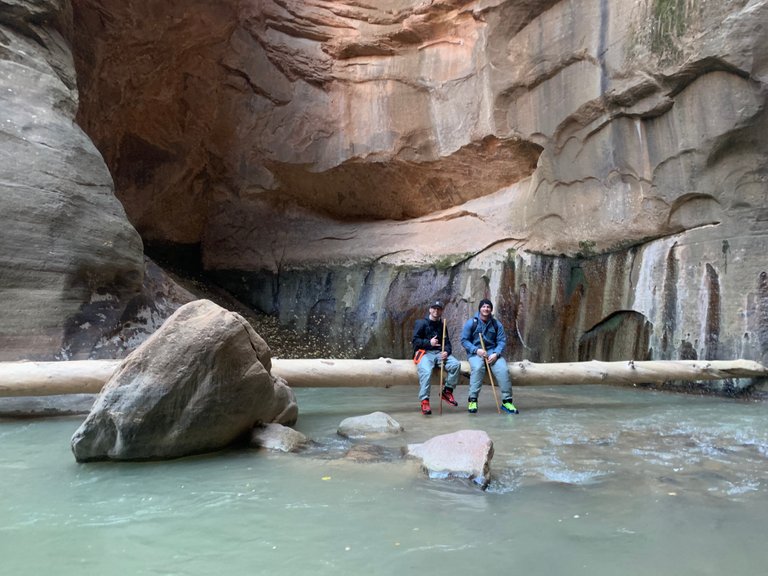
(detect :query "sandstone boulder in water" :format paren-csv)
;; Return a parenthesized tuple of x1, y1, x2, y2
(250, 423, 307, 453)
(408, 430, 494, 489)
(71, 299, 298, 462)
(337, 412, 404, 439)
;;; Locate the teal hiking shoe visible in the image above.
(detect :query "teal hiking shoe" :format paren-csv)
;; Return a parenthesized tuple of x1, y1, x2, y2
(501, 399, 519, 414)
(467, 399, 478, 413)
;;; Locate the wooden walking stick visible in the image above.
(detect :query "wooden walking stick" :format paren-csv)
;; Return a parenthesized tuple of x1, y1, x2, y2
(479, 333, 501, 414)
(439, 318, 446, 415)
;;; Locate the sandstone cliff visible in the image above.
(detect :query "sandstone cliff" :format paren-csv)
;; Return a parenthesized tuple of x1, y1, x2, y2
(0, 0, 146, 359)
(2, 0, 767, 373)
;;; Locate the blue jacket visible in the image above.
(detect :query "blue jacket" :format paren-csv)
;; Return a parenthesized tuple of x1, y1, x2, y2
(461, 313, 506, 356)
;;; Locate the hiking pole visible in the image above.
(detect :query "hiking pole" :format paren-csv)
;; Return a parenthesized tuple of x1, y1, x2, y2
(439, 319, 446, 416)
(479, 333, 501, 414)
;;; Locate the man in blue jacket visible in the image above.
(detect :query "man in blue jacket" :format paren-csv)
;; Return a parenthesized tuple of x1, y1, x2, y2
(412, 300, 461, 415)
(460, 299, 518, 414)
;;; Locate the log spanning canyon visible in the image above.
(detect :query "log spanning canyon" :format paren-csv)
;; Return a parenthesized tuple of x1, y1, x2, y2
(0, 359, 766, 398)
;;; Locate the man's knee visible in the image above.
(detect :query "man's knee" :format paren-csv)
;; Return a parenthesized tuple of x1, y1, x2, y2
(468, 356, 483, 370)
(418, 360, 434, 377)
(492, 358, 507, 372)
(492, 361, 511, 387)
(446, 357, 460, 372)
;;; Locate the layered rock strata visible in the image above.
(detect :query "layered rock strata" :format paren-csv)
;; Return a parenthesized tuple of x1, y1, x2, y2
(64, 0, 768, 373)
(3, 0, 767, 376)
(0, 0, 145, 360)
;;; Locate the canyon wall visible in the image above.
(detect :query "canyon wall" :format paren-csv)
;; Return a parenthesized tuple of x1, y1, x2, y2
(0, 0, 145, 359)
(2, 0, 767, 378)
(0, 1, 197, 360)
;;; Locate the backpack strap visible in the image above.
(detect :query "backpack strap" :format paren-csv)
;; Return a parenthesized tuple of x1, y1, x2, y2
(472, 316, 499, 340)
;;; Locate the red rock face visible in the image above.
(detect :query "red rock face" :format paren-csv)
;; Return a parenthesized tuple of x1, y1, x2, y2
(73, 0, 241, 245)
(65, 0, 768, 373)
(71, 0, 546, 246)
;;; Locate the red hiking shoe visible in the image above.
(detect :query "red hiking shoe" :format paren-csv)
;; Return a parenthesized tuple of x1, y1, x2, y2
(441, 388, 458, 406)
(420, 399, 432, 415)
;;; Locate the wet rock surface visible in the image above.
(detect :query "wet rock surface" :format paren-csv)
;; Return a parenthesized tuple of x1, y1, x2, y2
(337, 412, 405, 439)
(251, 423, 308, 453)
(408, 429, 494, 488)
(343, 443, 406, 464)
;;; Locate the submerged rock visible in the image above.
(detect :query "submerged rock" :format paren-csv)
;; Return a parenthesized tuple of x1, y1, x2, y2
(70, 299, 297, 462)
(344, 443, 405, 464)
(408, 429, 494, 489)
(251, 423, 307, 453)
(337, 412, 404, 439)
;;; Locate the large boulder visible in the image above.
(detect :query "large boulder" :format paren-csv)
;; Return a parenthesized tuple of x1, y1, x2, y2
(71, 299, 297, 462)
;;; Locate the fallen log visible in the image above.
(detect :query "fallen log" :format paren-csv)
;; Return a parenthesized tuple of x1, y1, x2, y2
(0, 358, 766, 397)
(272, 358, 768, 388)
(0, 360, 119, 397)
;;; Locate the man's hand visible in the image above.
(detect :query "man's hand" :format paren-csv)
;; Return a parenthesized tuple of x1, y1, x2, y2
(440, 351, 448, 361)
(430, 336, 439, 347)
(487, 353, 498, 364)
(476, 349, 487, 358)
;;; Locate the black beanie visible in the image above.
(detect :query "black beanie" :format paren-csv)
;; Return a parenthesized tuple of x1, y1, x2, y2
(478, 298, 493, 311)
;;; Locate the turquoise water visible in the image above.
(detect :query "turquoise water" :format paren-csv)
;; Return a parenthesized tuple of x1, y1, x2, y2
(1, 385, 767, 575)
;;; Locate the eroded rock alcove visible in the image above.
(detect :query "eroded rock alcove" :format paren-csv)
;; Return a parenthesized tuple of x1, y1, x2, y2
(2, 0, 767, 376)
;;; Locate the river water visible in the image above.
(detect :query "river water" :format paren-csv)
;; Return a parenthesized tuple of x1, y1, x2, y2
(2, 385, 767, 576)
